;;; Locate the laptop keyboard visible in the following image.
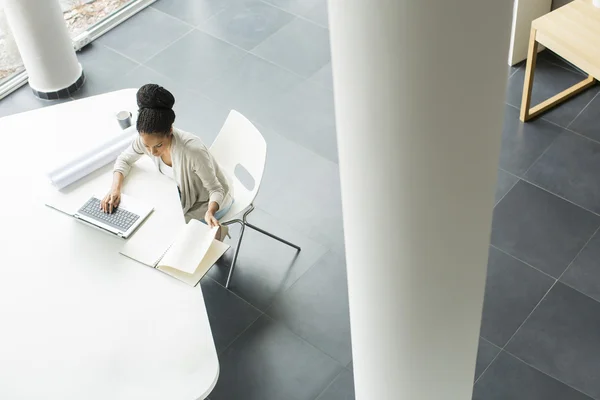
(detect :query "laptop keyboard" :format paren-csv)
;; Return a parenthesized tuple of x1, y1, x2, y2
(78, 197, 140, 232)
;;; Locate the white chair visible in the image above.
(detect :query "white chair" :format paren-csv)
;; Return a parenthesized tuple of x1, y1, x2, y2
(210, 110, 301, 289)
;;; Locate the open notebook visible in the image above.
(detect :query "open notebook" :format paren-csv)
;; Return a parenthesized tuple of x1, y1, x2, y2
(120, 219, 230, 286)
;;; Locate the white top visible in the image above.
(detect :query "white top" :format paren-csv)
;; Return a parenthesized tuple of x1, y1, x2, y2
(0, 89, 219, 400)
(114, 128, 233, 223)
(159, 157, 175, 180)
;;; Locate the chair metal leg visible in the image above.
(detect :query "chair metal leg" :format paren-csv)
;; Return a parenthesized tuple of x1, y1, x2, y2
(223, 206, 254, 289)
(225, 221, 245, 289)
(246, 222, 301, 251)
(221, 204, 301, 289)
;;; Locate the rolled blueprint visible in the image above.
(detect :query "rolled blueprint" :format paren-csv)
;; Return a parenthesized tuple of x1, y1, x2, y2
(47, 126, 138, 190)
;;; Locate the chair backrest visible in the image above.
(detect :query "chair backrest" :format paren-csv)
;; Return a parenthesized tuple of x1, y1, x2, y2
(209, 110, 267, 221)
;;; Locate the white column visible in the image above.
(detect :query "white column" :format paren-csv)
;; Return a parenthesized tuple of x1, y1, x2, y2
(328, 1, 513, 399)
(3, 0, 82, 96)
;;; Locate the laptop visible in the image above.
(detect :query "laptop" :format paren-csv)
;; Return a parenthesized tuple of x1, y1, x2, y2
(46, 193, 153, 239)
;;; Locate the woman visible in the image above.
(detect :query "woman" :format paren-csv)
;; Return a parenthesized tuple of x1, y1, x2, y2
(101, 84, 233, 240)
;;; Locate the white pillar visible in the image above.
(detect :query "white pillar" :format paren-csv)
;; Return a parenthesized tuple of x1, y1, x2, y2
(328, 1, 513, 399)
(3, 0, 83, 98)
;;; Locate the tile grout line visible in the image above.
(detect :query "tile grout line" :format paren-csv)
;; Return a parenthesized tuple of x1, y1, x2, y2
(217, 311, 264, 356)
(150, 5, 201, 29)
(253, 121, 339, 167)
(502, 349, 598, 399)
(95, 43, 142, 66)
(494, 176, 520, 207)
(497, 226, 600, 366)
(249, 37, 330, 81)
(507, 116, 600, 218)
(494, 168, 521, 208)
(204, 274, 264, 314)
(567, 89, 600, 129)
(553, 224, 600, 289)
(498, 167, 520, 179)
(477, 225, 600, 386)
(509, 53, 585, 81)
(254, 205, 343, 252)
(259, 314, 347, 368)
(259, 0, 330, 30)
(518, 176, 600, 217)
(486, 256, 600, 334)
(201, 275, 266, 356)
(196, 7, 294, 55)
(250, 119, 339, 167)
(253, 110, 340, 165)
(155, 4, 325, 83)
(474, 350, 501, 385)
(505, 99, 600, 146)
(141, 26, 196, 63)
(312, 367, 346, 400)
(475, 280, 557, 386)
(248, 36, 326, 80)
(479, 336, 502, 351)
(507, 64, 522, 80)
(261, 249, 333, 317)
(99, 24, 195, 65)
(490, 238, 600, 328)
(533, 114, 600, 160)
(560, 124, 600, 147)
(489, 244, 557, 281)
(138, 62, 229, 108)
(196, 50, 303, 97)
(259, 250, 355, 364)
(521, 132, 561, 178)
(542, 57, 587, 77)
(140, 27, 197, 65)
(559, 279, 600, 308)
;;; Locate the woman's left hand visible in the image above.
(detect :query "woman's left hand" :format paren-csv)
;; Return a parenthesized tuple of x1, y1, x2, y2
(204, 211, 220, 228)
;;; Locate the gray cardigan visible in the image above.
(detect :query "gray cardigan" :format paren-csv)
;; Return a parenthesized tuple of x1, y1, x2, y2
(113, 128, 232, 222)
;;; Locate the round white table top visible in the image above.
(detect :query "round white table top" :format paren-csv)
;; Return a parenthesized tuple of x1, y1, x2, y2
(0, 90, 219, 400)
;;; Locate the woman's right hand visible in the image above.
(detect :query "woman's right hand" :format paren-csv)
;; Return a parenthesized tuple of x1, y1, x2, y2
(101, 188, 121, 213)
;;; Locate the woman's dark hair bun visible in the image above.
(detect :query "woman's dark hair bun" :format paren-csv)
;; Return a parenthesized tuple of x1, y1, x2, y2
(136, 84, 176, 135)
(137, 83, 175, 110)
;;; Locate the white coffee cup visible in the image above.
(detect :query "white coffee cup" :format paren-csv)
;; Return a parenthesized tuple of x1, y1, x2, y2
(116, 110, 132, 130)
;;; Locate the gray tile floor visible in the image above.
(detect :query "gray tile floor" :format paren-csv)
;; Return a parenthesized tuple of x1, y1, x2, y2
(3, 1, 600, 399)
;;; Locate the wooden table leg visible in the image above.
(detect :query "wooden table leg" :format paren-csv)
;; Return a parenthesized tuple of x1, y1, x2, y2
(527, 75, 596, 120)
(520, 27, 597, 122)
(520, 28, 539, 122)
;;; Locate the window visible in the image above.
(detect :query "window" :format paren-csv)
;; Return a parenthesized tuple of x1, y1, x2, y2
(0, 0, 150, 95)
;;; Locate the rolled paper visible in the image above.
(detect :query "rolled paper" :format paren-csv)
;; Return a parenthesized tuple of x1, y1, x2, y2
(47, 126, 138, 190)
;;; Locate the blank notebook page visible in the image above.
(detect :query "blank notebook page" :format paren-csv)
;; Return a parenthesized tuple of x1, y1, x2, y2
(159, 221, 218, 274)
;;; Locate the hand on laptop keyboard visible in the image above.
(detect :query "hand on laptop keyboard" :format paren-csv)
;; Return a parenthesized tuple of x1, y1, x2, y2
(101, 189, 121, 213)
(79, 197, 140, 232)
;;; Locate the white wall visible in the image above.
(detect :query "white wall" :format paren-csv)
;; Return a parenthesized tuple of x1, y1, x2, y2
(508, 0, 552, 65)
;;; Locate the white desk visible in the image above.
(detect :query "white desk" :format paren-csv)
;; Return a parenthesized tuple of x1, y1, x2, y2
(0, 90, 219, 400)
